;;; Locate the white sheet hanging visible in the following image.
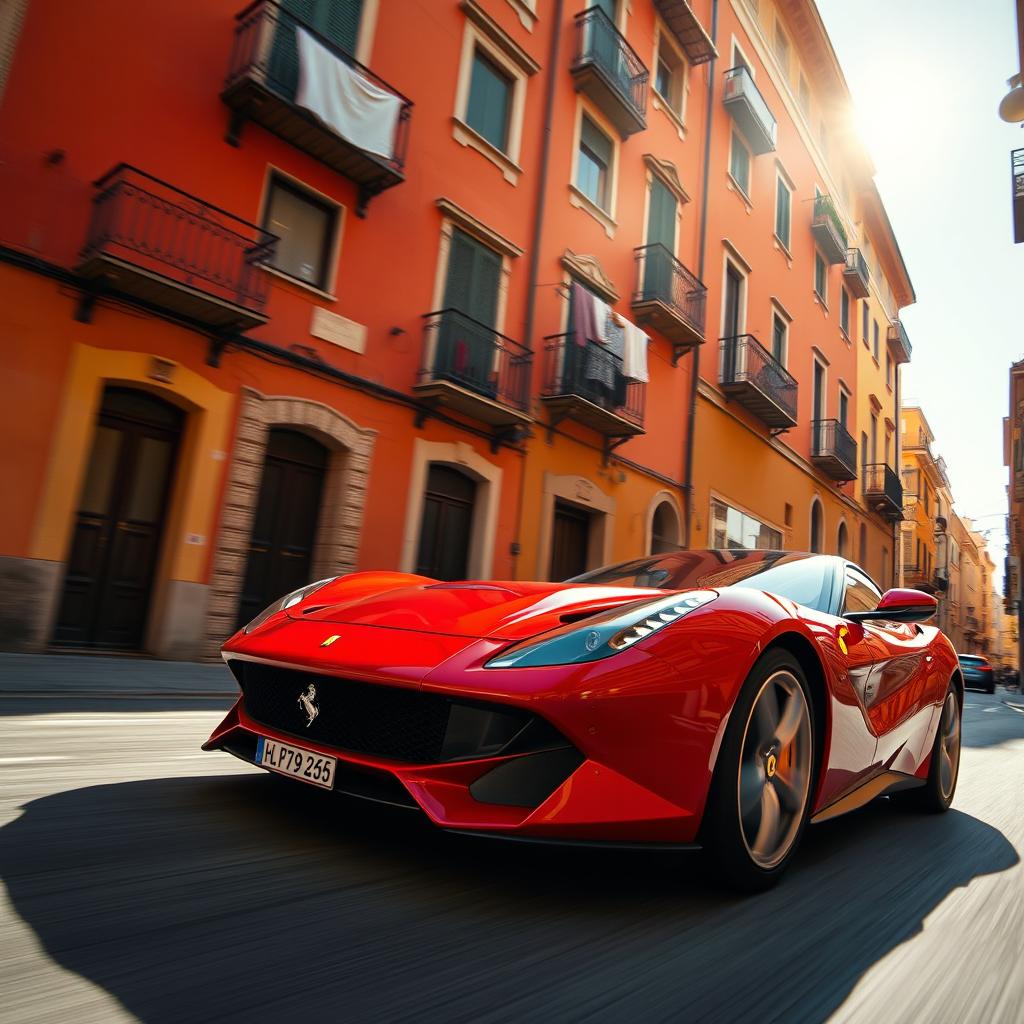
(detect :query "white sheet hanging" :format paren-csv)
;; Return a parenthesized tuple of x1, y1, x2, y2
(620, 317, 650, 382)
(296, 27, 402, 160)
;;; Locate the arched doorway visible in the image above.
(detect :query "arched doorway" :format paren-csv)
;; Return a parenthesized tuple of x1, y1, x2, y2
(810, 500, 823, 553)
(416, 464, 476, 581)
(837, 521, 849, 558)
(53, 387, 183, 650)
(650, 500, 682, 554)
(236, 429, 328, 630)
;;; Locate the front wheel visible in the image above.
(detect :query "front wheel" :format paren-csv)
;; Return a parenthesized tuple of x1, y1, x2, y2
(899, 684, 961, 813)
(701, 650, 816, 892)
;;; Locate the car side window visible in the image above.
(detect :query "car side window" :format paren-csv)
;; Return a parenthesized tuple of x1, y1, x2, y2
(843, 570, 881, 615)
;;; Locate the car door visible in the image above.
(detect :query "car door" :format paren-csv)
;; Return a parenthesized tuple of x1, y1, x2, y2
(842, 569, 939, 775)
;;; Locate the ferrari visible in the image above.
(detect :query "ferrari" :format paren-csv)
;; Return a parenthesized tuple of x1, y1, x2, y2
(203, 550, 962, 890)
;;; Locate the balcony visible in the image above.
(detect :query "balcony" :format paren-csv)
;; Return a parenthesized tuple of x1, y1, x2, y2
(888, 320, 912, 364)
(862, 463, 903, 518)
(222, 0, 412, 216)
(631, 244, 707, 357)
(719, 335, 798, 430)
(843, 248, 870, 298)
(811, 195, 848, 264)
(936, 515, 948, 533)
(811, 419, 858, 482)
(934, 568, 949, 593)
(541, 333, 645, 440)
(75, 165, 276, 332)
(414, 309, 532, 430)
(722, 66, 777, 155)
(652, 0, 716, 65)
(571, 7, 648, 138)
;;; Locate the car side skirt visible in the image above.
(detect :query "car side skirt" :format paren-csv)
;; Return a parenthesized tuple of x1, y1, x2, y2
(809, 769, 925, 824)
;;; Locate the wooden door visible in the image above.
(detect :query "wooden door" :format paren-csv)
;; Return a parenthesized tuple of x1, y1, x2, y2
(549, 500, 591, 581)
(54, 388, 183, 650)
(415, 465, 476, 581)
(236, 429, 328, 630)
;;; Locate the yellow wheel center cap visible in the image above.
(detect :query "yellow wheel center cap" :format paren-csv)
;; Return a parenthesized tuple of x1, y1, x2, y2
(766, 753, 778, 778)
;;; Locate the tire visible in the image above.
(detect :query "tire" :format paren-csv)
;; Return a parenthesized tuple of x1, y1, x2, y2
(987, 682, 996, 695)
(898, 682, 961, 813)
(700, 649, 817, 892)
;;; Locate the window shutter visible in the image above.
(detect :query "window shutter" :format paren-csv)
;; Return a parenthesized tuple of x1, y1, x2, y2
(581, 116, 612, 167)
(646, 177, 676, 250)
(319, 0, 364, 56)
(466, 52, 511, 151)
(443, 229, 501, 328)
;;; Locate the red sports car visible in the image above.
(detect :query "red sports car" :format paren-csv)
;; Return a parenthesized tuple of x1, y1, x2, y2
(203, 550, 962, 890)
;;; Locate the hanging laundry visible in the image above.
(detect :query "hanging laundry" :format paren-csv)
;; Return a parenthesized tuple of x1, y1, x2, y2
(570, 281, 598, 348)
(590, 291, 610, 343)
(621, 318, 650, 383)
(296, 28, 402, 160)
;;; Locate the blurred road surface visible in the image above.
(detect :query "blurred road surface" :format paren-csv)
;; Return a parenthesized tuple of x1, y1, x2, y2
(1, 682, 1022, 1023)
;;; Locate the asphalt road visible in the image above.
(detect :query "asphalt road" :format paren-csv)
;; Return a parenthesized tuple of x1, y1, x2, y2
(1, 686, 1023, 1024)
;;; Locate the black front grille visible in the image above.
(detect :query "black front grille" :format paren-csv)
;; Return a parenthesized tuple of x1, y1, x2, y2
(238, 662, 453, 763)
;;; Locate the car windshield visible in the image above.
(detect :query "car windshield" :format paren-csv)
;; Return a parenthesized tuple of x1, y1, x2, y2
(958, 656, 987, 666)
(569, 550, 836, 614)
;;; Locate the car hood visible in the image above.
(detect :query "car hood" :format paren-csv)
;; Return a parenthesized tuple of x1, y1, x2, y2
(290, 574, 671, 642)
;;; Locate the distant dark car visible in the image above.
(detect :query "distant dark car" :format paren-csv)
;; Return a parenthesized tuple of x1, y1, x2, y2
(959, 654, 995, 694)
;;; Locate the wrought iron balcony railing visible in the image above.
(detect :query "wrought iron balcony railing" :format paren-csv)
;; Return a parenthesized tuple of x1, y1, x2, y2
(719, 334, 798, 429)
(811, 418, 858, 481)
(722, 66, 777, 154)
(76, 164, 276, 331)
(415, 309, 532, 427)
(843, 247, 870, 298)
(811, 195, 848, 264)
(888, 320, 912, 364)
(541, 333, 645, 437)
(223, 0, 412, 215)
(631, 244, 706, 355)
(571, 7, 649, 137)
(862, 463, 903, 518)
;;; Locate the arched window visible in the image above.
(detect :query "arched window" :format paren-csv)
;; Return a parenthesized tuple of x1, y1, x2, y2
(810, 499, 823, 553)
(837, 520, 849, 558)
(650, 500, 681, 554)
(859, 524, 867, 567)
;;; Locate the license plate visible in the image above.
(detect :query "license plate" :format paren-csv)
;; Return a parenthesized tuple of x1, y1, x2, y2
(256, 736, 336, 790)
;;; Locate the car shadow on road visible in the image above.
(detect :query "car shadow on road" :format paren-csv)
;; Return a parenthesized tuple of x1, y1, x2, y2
(1, 770, 1018, 1023)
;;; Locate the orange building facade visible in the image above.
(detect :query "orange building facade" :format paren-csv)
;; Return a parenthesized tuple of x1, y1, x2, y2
(0, 0, 915, 661)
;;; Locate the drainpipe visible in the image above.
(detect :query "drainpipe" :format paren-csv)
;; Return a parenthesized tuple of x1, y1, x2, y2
(893, 359, 902, 589)
(683, 0, 719, 549)
(513, 0, 563, 578)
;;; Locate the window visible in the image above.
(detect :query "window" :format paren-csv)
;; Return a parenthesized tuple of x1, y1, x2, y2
(814, 251, 827, 303)
(577, 114, 613, 210)
(711, 499, 782, 550)
(773, 22, 790, 76)
(798, 73, 810, 115)
(886, 355, 893, 389)
(466, 49, 513, 152)
(872, 319, 880, 361)
(771, 312, 787, 364)
(861, 301, 869, 346)
(654, 30, 687, 123)
(843, 569, 882, 614)
(840, 287, 850, 335)
(263, 175, 339, 291)
(838, 388, 849, 429)
(810, 500, 823, 553)
(775, 174, 791, 249)
(730, 131, 751, 196)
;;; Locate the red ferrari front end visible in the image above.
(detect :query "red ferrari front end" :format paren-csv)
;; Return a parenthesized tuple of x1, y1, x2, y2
(203, 574, 742, 846)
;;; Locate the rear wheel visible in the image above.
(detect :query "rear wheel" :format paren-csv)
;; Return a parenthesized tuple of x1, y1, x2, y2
(701, 650, 816, 892)
(898, 684, 961, 813)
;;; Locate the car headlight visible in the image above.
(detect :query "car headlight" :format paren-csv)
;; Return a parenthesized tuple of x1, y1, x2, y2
(485, 590, 717, 668)
(243, 578, 338, 634)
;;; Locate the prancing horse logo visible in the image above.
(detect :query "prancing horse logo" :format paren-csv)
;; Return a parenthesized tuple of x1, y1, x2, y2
(297, 684, 318, 728)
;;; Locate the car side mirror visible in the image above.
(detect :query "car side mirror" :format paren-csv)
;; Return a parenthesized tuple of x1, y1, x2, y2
(845, 588, 937, 624)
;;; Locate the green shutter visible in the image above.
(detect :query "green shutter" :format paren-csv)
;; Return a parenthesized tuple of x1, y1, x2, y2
(581, 116, 612, 167)
(319, 0, 364, 56)
(644, 178, 677, 300)
(776, 178, 790, 247)
(443, 229, 500, 327)
(466, 51, 511, 151)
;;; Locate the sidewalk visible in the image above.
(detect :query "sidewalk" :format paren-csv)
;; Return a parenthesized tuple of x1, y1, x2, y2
(0, 653, 235, 698)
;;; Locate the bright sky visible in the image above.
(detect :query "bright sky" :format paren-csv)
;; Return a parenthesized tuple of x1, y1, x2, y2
(818, 0, 1023, 584)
